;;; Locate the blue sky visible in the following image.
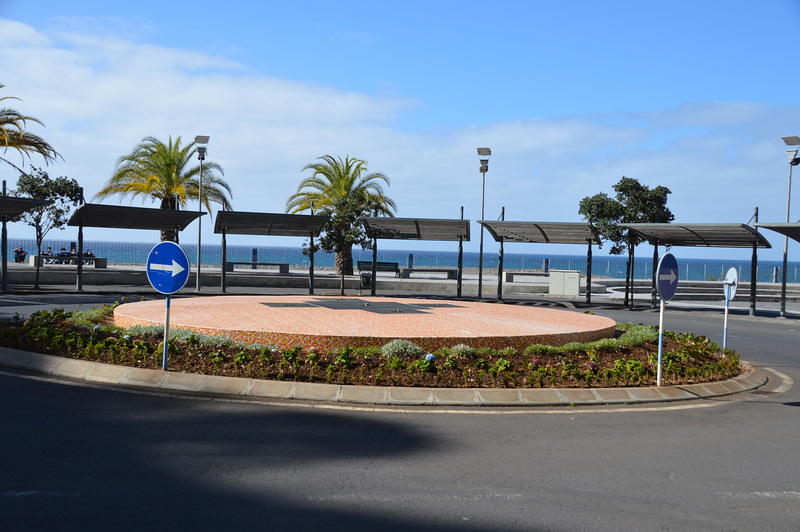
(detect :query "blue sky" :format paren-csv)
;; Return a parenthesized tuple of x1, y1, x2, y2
(2, 0, 800, 262)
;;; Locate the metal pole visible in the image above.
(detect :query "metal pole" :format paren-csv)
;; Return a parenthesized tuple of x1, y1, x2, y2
(162, 294, 171, 371)
(1, 180, 7, 292)
(496, 206, 504, 301)
(781, 163, 792, 317)
(196, 153, 204, 291)
(220, 227, 227, 293)
(478, 170, 486, 299)
(457, 206, 463, 298)
(750, 206, 758, 317)
(586, 239, 593, 305)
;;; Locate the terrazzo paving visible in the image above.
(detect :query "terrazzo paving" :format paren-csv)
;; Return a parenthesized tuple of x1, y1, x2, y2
(114, 295, 617, 351)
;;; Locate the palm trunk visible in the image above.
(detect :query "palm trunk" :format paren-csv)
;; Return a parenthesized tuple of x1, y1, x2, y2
(334, 246, 354, 276)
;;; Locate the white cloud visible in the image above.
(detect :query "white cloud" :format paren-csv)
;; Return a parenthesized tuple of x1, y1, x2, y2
(2, 17, 799, 263)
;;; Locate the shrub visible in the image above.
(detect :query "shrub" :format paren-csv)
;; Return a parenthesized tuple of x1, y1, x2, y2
(381, 339, 424, 358)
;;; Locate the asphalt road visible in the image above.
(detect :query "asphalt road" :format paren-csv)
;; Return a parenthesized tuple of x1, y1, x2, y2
(1, 292, 799, 531)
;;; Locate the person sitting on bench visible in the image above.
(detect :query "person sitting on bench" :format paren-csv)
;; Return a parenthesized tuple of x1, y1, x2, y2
(13, 246, 27, 263)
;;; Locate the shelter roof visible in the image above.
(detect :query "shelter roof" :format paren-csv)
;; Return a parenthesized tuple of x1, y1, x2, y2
(214, 211, 328, 237)
(753, 223, 800, 245)
(359, 217, 470, 241)
(621, 223, 771, 248)
(478, 221, 601, 244)
(0, 196, 53, 217)
(67, 203, 203, 231)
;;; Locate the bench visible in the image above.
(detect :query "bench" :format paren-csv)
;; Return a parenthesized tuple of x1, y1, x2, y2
(224, 261, 289, 273)
(28, 255, 107, 268)
(399, 267, 458, 280)
(356, 261, 400, 275)
(505, 271, 548, 282)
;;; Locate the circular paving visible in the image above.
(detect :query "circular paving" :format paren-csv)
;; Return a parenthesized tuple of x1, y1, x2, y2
(114, 295, 617, 352)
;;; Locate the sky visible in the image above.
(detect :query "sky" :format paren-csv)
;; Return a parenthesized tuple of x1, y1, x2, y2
(2, 0, 800, 262)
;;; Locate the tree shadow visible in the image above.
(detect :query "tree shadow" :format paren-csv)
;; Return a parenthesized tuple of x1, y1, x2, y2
(1, 372, 523, 531)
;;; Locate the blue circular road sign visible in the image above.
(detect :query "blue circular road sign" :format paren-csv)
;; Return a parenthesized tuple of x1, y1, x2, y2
(656, 253, 679, 301)
(146, 241, 190, 295)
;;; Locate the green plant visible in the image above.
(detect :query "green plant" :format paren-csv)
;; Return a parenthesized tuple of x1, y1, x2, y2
(381, 339, 424, 358)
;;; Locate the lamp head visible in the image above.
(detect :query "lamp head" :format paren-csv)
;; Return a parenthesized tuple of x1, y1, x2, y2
(477, 147, 491, 172)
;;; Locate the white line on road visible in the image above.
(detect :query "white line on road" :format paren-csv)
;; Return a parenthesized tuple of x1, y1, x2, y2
(762, 367, 794, 394)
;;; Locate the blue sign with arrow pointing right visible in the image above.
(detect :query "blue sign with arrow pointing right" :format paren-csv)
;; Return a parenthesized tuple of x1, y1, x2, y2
(656, 253, 679, 301)
(146, 241, 190, 295)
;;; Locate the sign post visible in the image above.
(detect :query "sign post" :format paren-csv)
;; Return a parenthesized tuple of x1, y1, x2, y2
(146, 241, 190, 371)
(655, 253, 679, 386)
(722, 267, 738, 350)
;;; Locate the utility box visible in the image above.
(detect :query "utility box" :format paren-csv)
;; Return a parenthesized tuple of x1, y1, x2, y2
(549, 270, 580, 297)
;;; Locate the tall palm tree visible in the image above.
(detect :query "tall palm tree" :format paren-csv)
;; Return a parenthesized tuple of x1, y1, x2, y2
(286, 155, 396, 275)
(95, 135, 232, 241)
(0, 84, 60, 172)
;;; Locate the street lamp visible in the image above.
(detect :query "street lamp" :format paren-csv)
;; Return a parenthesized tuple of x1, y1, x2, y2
(477, 147, 491, 299)
(195, 135, 210, 291)
(779, 136, 800, 317)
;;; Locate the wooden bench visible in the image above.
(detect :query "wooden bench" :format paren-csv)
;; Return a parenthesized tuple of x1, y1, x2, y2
(28, 255, 108, 268)
(505, 271, 548, 282)
(399, 267, 458, 280)
(224, 261, 289, 273)
(356, 260, 400, 275)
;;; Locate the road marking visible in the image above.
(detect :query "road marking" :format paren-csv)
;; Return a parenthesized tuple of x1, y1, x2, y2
(309, 493, 524, 502)
(717, 491, 800, 500)
(762, 367, 794, 394)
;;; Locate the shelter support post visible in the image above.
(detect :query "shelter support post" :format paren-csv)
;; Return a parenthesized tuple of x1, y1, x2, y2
(586, 239, 592, 304)
(309, 231, 315, 295)
(220, 228, 227, 293)
(1, 181, 6, 292)
(750, 207, 758, 316)
(76, 223, 84, 292)
(457, 206, 463, 298)
(496, 207, 504, 301)
(750, 241, 758, 316)
(651, 243, 659, 309)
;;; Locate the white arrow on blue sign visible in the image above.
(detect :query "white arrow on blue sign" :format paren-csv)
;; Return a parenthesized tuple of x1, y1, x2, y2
(146, 241, 190, 295)
(656, 253, 679, 301)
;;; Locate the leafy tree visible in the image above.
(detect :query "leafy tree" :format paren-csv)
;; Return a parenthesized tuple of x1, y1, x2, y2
(12, 167, 83, 289)
(286, 155, 396, 276)
(1, 84, 61, 172)
(579, 176, 673, 307)
(94, 135, 231, 241)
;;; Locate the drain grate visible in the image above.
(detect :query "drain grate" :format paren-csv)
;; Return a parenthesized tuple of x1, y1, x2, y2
(751, 390, 778, 396)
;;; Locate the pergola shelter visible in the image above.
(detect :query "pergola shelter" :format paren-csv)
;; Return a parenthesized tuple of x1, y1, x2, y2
(621, 223, 772, 314)
(359, 217, 471, 296)
(214, 211, 328, 294)
(67, 203, 204, 291)
(752, 222, 800, 316)
(478, 221, 602, 302)
(1, 196, 54, 291)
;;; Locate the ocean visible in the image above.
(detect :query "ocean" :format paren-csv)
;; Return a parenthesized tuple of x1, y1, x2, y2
(8, 238, 800, 284)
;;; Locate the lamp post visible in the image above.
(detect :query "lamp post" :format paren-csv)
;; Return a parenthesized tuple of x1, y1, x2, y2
(194, 135, 209, 291)
(477, 148, 491, 299)
(779, 136, 800, 317)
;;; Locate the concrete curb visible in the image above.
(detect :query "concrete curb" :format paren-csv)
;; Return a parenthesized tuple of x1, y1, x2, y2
(0, 347, 767, 407)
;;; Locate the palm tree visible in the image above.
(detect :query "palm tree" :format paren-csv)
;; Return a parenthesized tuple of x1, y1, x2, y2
(286, 155, 396, 275)
(1, 84, 60, 172)
(95, 135, 232, 241)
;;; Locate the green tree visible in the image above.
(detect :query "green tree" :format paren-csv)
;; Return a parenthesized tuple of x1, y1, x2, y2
(94, 135, 231, 241)
(1, 84, 60, 172)
(579, 176, 673, 307)
(286, 155, 396, 276)
(12, 167, 83, 289)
